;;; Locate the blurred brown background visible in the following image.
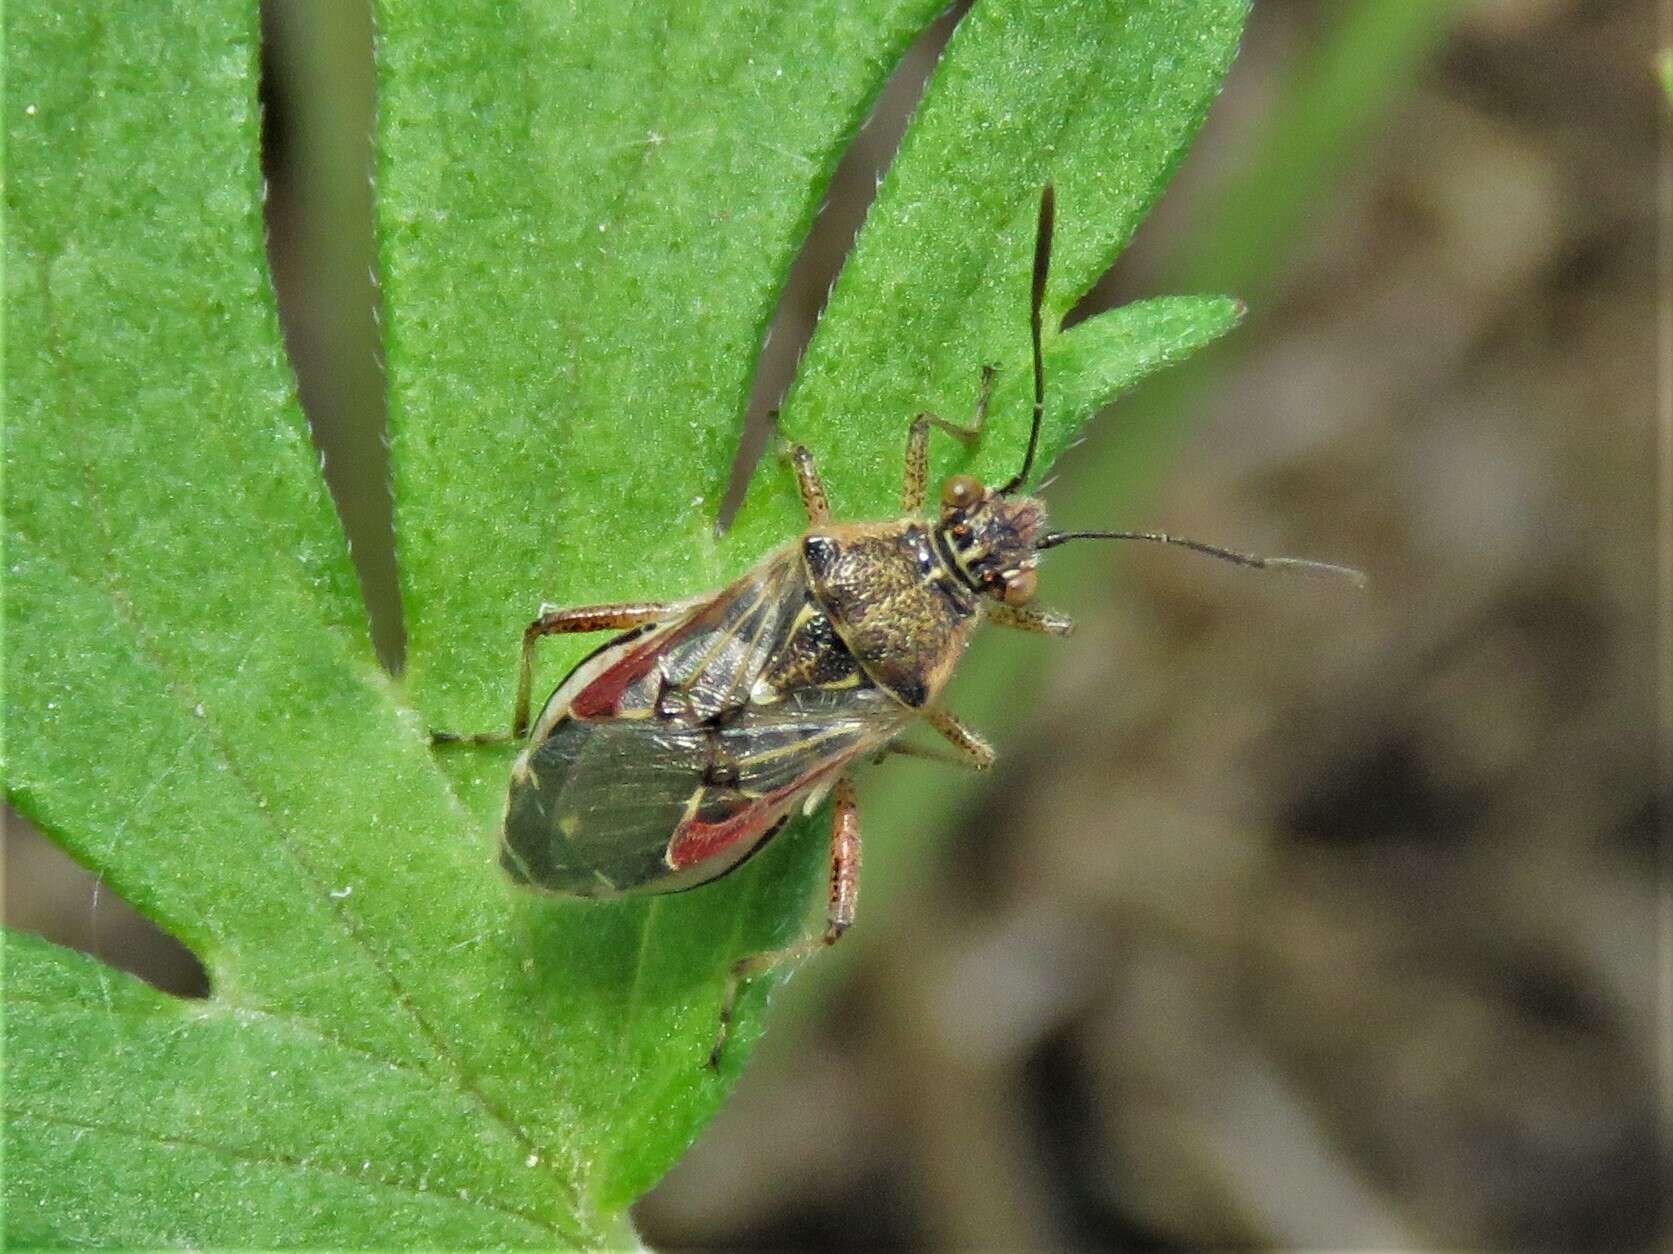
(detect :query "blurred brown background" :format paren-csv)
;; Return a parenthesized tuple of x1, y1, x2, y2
(5, 0, 1667, 1248)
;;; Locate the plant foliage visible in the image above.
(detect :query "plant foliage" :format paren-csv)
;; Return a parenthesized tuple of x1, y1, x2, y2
(4, 0, 1248, 1243)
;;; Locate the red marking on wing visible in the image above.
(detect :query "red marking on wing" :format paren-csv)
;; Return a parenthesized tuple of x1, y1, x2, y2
(567, 611, 706, 719)
(568, 636, 664, 719)
(666, 765, 843, 871)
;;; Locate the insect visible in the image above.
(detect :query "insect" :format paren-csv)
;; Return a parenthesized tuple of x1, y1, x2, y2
(435, 187, 1363, 1065)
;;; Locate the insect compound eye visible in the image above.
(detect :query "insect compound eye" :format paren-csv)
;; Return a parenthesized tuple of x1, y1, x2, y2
(940, 475, 983, 512)
(998, 567, 1038, 606)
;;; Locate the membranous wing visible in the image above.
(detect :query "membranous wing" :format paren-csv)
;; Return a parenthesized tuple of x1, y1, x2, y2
(503, 546, 911, 896)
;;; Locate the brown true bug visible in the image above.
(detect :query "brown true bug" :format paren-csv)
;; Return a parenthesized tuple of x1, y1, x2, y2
(435, 187, 1364, 1065)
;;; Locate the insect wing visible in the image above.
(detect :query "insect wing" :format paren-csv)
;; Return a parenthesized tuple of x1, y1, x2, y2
(663, 683, 903, 872)
(504, 715, 733, 894)
(505, 548, 907, 895)
(524, 547, 799, 742)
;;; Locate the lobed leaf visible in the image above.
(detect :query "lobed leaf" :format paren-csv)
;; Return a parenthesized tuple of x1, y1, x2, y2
(4, 0, 1249, 1242)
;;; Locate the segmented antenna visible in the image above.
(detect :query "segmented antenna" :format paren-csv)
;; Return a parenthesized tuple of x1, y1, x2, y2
(1035, 529, 1368, 587)
(1000, 185, 1054, 495)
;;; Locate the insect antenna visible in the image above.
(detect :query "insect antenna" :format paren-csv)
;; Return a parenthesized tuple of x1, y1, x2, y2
(999, 184, 1055, 495)
(1035, 529, 1368, 587)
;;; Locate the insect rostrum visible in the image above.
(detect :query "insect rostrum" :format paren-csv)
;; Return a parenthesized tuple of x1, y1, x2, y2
(434, 188, 1362, 1065)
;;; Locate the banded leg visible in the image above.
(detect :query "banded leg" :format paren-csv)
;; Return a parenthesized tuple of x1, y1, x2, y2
(788, 443, 831, 525)
(923, 707, 996, 770)
(986, 602, 1074, 636)
(710, 775, 861, 1068)
(903, 364, 996, 511)
(429, 600, 674, 745)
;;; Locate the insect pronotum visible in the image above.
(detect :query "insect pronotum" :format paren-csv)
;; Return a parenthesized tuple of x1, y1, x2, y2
(435, 187, 1365, 1066)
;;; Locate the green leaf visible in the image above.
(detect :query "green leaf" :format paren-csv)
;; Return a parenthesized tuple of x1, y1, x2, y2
(5, 0, 1247, 1243)
(5, 934, 576, 1246)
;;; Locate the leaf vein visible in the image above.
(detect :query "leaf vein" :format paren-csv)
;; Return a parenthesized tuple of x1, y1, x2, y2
(5, 1106, 567, 1240)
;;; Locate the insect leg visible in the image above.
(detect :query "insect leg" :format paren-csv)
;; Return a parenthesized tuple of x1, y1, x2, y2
(922, 707, 996, 770)
(428, 601, 674, 745)
(788, 444, 832, 525)
(985, 602, 1074, 636)
(709, 775, 861, 1069)
(874, 739, 970, 769)
(902, 364, 996, 511)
